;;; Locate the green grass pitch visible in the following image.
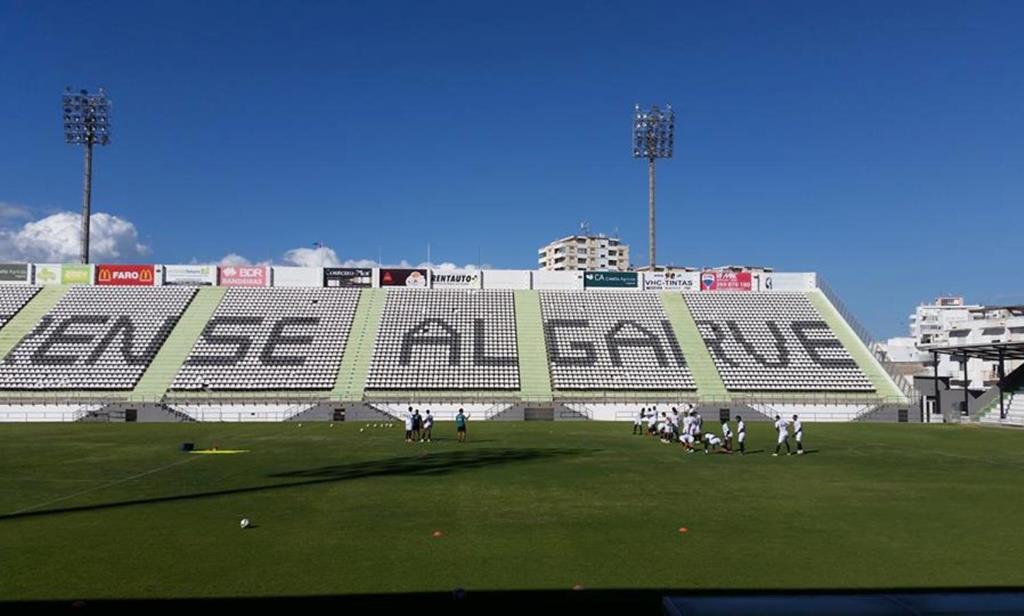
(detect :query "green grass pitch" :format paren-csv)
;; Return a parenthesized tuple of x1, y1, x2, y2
(1, 421, 1022, 600)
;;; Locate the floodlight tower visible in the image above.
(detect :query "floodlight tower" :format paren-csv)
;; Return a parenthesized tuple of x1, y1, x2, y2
(63, 87, 112, 264)
(632, 104, 674, 269)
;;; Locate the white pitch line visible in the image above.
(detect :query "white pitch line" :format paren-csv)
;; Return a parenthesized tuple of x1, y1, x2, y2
(7, 456, 198, 516)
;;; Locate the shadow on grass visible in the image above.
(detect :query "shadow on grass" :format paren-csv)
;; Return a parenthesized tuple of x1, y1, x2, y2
(0, 447, 590, 523)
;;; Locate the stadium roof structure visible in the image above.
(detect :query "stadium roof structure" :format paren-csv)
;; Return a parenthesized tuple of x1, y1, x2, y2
(924, 341, 1024, 362)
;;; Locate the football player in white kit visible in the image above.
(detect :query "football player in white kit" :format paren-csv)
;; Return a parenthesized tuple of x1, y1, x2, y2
(721, 419, 734, 452)
(735, 415, 746, 455)
(678, 429, 696, 452)
(645, 408, 657, 436)
(634, 407, 645, 435)
(792, 414, 804, 454)
(702, 432, 725, 454)
(660, 412, 673, 443)
(773, 414, 791, 456)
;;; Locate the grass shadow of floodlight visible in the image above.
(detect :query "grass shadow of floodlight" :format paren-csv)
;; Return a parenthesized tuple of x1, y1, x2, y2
(0, 447, 590, 523)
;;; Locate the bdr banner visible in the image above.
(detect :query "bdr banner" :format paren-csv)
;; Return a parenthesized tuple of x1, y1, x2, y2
(219, 266, 269, 287)
(97, 264, 156, 286)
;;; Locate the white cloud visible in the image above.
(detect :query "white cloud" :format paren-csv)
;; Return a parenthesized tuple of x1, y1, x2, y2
(211, 244, 482, 271)
(0, 211, 148, 262)
(282, 246, 341, 267)
(339, 258, 377, 268)
(217, 253, 252, 266)
(430, 262, 479, 271)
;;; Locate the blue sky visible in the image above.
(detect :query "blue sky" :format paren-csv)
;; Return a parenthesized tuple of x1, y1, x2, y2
(0, 0, 1021, 337)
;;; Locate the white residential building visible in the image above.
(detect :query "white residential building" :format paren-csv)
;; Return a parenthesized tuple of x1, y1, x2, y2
(880, 297, 1024, 390)
(537, 234, 630, 272)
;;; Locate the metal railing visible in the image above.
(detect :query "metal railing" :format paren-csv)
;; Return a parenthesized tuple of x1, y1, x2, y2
(816, 277, 919, 402)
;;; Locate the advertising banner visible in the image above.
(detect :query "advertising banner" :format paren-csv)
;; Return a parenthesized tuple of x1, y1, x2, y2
(324, 267, 372, 288)
(700, 271, 752, 292)
(0, 263, 30, 284)
(60, 264, 94, 285)
(431, 269, 482, 289)
(96, 264, 156, 286)
(583, 271, 639, 289)
(481, 270, 531, 290)
(219, 265, 269, 287)
(532, 270, 584, 290)
(379, 268, 428, 287)
(163, 264, 216, 286)
(33, 264, 62, 285)
(751, 272, 815, 292)
(643, 271, 699, 291)
(271, 266, 322, 287)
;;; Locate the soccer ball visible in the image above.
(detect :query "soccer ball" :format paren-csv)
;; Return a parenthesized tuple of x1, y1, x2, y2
(359, 428, 364, 433)
(240, 518, 251, 529)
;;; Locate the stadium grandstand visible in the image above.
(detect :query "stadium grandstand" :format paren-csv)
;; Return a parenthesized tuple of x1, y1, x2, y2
(0, 263, 918, 423)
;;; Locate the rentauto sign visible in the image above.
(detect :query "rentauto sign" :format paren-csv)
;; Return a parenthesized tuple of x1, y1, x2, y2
(219, 265, 269, 287)
(96, 264, 155, 286)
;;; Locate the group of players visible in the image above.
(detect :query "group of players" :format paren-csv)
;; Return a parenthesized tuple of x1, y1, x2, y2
(633, 407, 805, 456)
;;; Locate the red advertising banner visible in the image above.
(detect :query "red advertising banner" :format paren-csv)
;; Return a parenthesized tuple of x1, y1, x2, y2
(96, 264, 155, 286)
(219, 265, 269, 287)
(700, 271, 752, 292)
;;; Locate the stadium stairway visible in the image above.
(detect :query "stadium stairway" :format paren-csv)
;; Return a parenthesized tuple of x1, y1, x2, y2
(0, 285, 66, 361)
(807, 290, 906, 401)
(513, 290, 553, 404)
(131, 287, 226, 401)
(660, 293, 727, 400)
(979, 391, 1024, 427)
(332, 289, 385, 403)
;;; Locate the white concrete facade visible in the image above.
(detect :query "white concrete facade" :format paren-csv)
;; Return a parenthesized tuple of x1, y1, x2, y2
(537, 234, 630, 272)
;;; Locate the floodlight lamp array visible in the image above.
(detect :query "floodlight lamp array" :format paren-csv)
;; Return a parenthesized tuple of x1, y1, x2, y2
(632, 104, 674, 160)
(63, 88, 111, 146)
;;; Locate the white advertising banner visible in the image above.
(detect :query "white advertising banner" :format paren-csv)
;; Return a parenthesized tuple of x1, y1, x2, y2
(481, 270, 531, 290)
(163, 264, 217, 286)
(272, 266, 323, 287)
(431, 269, 482, 289)
(33, 264, 62, 285)
(643, 271, 699, 291)
(753, 272, 815, 292)
(532, 270, 584, 290)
